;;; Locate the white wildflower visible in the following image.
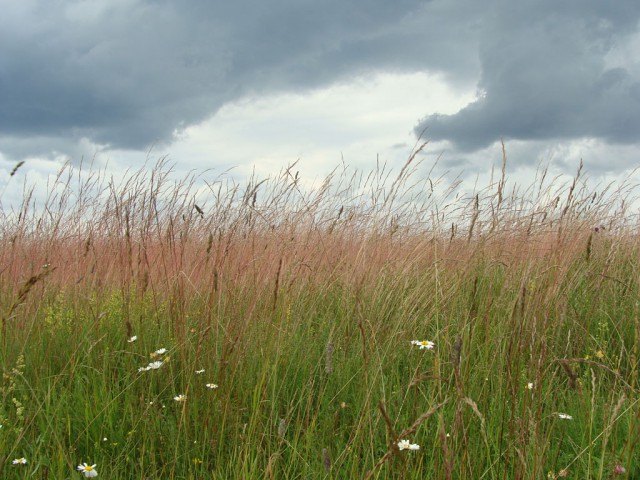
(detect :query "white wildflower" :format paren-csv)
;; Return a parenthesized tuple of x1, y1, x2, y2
(397, 439, 420, 451)
(77, 463, 98, 477)
(411, 340, 435, 350)
(138, 361, 163, 372)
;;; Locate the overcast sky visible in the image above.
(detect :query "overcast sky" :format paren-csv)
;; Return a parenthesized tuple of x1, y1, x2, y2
(2, 0, 640, 198)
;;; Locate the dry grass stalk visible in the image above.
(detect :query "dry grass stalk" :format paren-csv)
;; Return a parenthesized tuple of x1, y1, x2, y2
(272, 257, 283, 312)
(277, 418, 287, 440)
(558, 359, 579, 390)
(1, 266, 54, 338)
(451, 336, 462, 370)
(322, 447, 332, 473)
(602, 394, 626, 455)
(451, 335, 463, 393)
(438, 413, 453, 480)
(462, 396, 486, 430)
(325, 339, 334, 375)
(265, 453, 278, 480)
(9, 161, 25, 177)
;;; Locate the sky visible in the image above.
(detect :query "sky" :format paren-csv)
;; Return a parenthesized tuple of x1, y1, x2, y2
(1, 0, 640, 206)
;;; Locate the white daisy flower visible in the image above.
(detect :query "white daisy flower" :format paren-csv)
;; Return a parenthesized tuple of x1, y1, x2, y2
(138, 361, 163, 372)
(154, 348, 168, 355)
(556, 413, 573, 420)
(195, 369, 205, 374)
(127, 336, 137, 343)
(174, 394, 187, 402)
(77, 463, 98, 477)
(526, 382, 534, 390)
(206, 383, 218, 389)
(411, 340, 435, 350)
(397, 439, 420, 451)
(12, 457, 27, 465)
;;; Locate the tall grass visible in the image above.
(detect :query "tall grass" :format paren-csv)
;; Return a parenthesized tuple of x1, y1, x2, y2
(1, 146, 639, 478)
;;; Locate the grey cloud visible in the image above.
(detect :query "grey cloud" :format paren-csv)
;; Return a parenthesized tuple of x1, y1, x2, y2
(416, 0, 640, 151)
(3, 0, 638, 167)
(4, 0, 468, 157)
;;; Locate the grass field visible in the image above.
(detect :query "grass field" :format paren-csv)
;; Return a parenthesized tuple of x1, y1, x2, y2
(1, 148, 639, 479)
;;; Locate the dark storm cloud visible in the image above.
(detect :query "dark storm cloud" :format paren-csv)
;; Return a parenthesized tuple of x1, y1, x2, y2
(416, 0, 640, 151)
(2, 0, 639, 163)
(2, 0, 478, 156)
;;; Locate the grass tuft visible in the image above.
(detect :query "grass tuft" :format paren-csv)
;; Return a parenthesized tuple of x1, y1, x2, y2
(1, 151, 640, 478)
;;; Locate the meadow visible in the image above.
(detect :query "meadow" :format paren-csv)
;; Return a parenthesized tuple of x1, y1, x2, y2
(1, 146, 639, 479)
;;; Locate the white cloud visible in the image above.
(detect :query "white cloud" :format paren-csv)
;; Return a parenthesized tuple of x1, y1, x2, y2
(164, 71, 476, 181)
